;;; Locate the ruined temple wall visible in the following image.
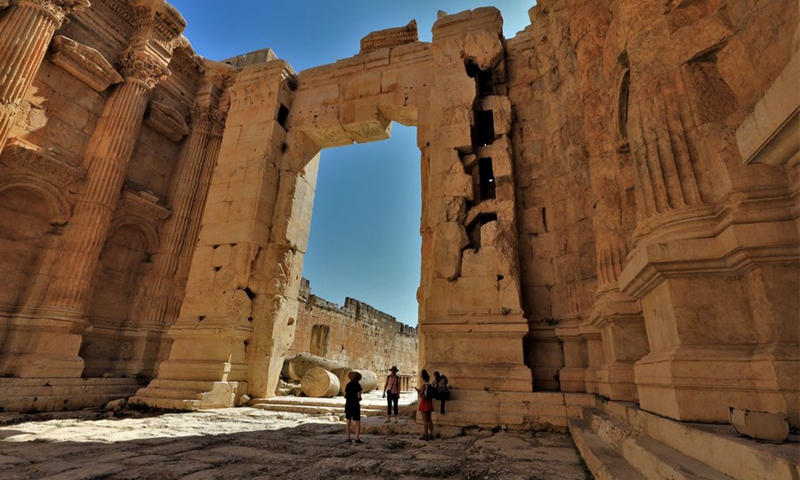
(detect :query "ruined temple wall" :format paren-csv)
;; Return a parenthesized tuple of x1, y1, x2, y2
(0, 0, 219, 381)
(288, 279, 418, 378)
(506, 1, 599, 391)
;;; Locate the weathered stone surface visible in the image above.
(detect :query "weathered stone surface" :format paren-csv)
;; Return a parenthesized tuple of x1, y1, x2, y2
(0, 10, 797, 478)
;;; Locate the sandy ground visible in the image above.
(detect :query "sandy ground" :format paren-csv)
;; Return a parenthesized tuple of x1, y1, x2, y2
(0, 391, 591, 479)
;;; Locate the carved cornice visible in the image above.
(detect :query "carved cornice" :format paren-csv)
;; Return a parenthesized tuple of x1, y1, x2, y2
(130, 4, 152, 29)
(22, 0, 90, 24)
(157, 3, 186, 40)
(145, 101, 188, 142)
(102, 0, 135, 30)
(50, 36, 123, 92)
(120, 189, 170, 221)
(120, 49, 170, 88)
(0, 141, 85, 186)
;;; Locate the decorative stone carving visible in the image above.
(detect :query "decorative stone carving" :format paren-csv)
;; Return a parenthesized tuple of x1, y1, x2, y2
(145, 101, 189, 142)
(0, 141, 84, 185)
(119, 189, 170, 221)
(360, 20, 419, 53)
(27, 0, 90, 23)
(0, 1, 8, 9)
(120, 49, 170, 88)
(50, 36, 123, 92)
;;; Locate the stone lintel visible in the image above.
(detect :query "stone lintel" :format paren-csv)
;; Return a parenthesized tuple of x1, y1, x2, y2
(360, 19, 419, 54)
(50, 35, 123, 92)
(737, 52, 800, 166)
(0, 141, 84, 185)
(144, 101, 189, 142)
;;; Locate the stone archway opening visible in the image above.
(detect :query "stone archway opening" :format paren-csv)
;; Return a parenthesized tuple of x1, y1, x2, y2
(289, 122, 422, 383)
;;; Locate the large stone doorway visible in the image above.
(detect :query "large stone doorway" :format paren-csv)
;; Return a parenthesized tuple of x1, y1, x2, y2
(134, 9, 535, 425)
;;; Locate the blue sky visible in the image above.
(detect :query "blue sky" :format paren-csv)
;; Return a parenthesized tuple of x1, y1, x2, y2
(167, 1, 536, 326)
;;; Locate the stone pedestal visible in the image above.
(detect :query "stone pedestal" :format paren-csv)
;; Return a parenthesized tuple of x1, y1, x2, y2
(556, 325, 588, 393)
(590, 291, 648, 401)
(622, 231, 800, 423)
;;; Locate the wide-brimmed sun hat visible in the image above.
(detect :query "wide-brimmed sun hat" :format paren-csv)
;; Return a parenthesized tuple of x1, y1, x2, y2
(348, 371, 363, 381)
(389, 366, 398, 372)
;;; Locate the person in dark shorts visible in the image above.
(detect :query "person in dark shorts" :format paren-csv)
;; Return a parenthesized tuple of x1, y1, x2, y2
(382, 366, 401, 423)
(344, 370, 363, 444)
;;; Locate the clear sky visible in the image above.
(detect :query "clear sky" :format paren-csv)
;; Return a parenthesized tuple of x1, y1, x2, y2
(167, 1, 536, 326)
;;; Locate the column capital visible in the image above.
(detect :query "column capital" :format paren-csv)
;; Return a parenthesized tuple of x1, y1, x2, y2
(120, 49, 170, 89)
(18, 0, 89, 24)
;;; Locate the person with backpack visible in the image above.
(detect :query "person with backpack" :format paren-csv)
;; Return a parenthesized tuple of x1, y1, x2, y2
(415, 369, 435, 440)
(433, 371, 450, 414)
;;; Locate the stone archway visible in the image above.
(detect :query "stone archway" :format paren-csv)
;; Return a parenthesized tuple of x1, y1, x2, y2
(134, 9, 533, 424)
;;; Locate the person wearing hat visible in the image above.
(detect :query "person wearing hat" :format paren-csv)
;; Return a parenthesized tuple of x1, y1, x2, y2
(382, 366, 401, 423)
(344, 370, 363, 444)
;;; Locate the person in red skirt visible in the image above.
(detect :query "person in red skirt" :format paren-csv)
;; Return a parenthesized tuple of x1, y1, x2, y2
(415, 369, 434, 440)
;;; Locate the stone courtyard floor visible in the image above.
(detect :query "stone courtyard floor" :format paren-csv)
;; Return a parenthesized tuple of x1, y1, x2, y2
(0, 392, 591, 479)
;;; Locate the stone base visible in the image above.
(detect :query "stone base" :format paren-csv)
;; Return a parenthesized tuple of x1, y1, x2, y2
(558, 367, 587, 393)
(0, 377, 141, 413)
(421, 389, 594, 430)
(130, 379, 244, 411)
(634, 346, 800, 423)
(596, 363, 637, 401)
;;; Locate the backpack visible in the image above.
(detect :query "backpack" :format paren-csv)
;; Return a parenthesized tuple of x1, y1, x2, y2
(423, 383, 438, 400)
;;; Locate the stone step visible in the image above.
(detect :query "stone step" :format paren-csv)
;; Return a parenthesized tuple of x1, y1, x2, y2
(600, 402, 800, 480)
(569, 417, 648, 480)
(584, 409, 735, 480)
(253, 403, 385, 417)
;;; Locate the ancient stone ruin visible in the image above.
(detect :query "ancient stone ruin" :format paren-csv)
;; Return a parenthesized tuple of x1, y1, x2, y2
(0, 0, 797, 477)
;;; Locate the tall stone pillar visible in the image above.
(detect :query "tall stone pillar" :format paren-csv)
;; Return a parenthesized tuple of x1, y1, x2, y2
(132, 59, 306, 409)
(129, 76, 229, 379)
(0, 0, 89, 153)
(420, 8, 531, 401)
(142, 105, 212, 323)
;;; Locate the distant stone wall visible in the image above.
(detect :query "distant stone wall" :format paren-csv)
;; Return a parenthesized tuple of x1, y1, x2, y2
(289, 279, 418, 382)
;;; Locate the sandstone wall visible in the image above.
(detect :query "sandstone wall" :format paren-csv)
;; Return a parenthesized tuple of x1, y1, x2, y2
(0, 0, 796, 430)
(288, 279, 418, 380)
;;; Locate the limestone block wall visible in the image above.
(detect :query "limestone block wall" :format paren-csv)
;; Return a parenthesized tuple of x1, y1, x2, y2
(288, 279, 418, 378)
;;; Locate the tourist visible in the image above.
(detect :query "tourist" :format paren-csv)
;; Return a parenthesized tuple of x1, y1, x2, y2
(415, 369, 434, 440)
(344, 371, 363, 444)
(433, 371, 450, 414)
(382, 365, 401, 423)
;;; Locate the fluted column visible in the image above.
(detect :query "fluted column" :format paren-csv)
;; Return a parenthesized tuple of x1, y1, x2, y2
(143, 103, 214, 326)
(40, 50, 168, 319)
(0, 0, 89, 153)
(163, 103, 228, 325)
